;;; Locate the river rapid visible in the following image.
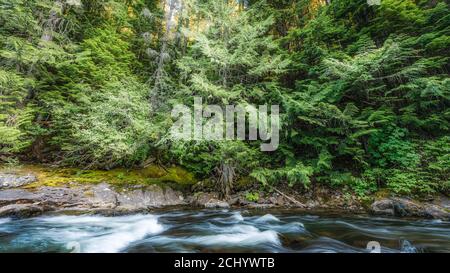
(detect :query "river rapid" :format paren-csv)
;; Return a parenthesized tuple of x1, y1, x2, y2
(0, 209, 449, 253)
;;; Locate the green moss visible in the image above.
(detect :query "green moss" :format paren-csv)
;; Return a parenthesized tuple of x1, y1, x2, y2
(0, 164, 197, 189)
(374, 189, 391, 199)
(235, 176, 256, 191)
(193, 191, 204, 197)
(138, 165, 167, 178)
(195, 179, 216, 191)
(155, 166, 197, 185)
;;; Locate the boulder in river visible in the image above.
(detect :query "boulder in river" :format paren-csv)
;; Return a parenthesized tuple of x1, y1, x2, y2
(370, 197, 450, 220)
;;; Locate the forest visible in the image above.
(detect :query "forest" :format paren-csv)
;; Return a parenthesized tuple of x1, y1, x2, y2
(0, 0, 449, 200)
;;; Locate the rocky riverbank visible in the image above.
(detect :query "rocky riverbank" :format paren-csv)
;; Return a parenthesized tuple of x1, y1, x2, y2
(1, 170, 449, 220)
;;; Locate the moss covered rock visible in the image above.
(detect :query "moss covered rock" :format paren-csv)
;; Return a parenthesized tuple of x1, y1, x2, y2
(0, 164, 197, 189)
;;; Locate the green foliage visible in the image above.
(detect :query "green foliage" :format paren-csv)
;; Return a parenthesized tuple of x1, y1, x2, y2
(169, 140, 262, 179)
(368, 126, 420, 169)
(0, 70, 35, 154)
(176, 0, 289, 104)
(245, 192, 260, 202)
(386, 170, 431, 196)
(59, 78, 154, 168)
(0, 0, 448, 198)
(251, 162, 314, 189)
(272, 0, 450, 197)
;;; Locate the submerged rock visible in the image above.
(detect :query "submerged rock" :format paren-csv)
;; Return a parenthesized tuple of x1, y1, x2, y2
(0, 174, 37, 189)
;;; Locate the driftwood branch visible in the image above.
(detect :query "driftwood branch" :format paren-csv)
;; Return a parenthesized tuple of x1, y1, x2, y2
(272, 187, 306, 208)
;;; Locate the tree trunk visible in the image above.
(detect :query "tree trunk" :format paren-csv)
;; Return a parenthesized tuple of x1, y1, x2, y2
(41, 1, 63, 42)
(217, 162, 235, 199)
(150, 0, 177, 109)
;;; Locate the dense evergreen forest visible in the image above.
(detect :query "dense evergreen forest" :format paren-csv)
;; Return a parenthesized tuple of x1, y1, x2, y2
(0, 0, 449, 199)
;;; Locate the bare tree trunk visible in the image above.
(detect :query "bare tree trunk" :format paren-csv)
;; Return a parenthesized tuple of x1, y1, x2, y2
(216, 162, 235, 199)
(175, 1, 184, 50)
(41, 0, 63, 42)
(220, 17, 229, 87)
(150, 0, 177, 109)
(182, 16, 189, 56)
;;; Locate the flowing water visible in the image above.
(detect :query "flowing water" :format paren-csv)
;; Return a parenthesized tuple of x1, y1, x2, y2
(0, 209, 449, 253)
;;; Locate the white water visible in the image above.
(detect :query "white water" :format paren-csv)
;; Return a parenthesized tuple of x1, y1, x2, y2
(189, 225, 280, 246)
(232, 212, 244, 222)
(11, 214, 164, 253)
(0, 218, 11, 225)
(0, 210, 449, 253)
(255, 214, 280, 223)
